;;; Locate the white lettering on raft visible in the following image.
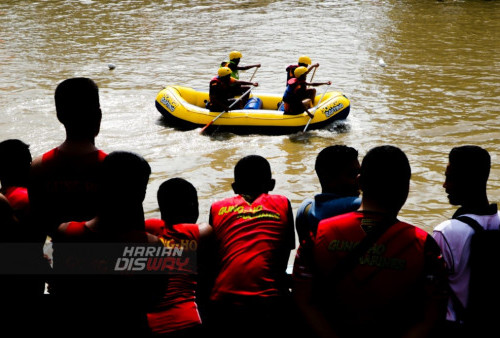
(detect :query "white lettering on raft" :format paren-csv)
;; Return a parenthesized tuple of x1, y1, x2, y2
(322, 102, 344, 117)
(160, 95, 177, 112)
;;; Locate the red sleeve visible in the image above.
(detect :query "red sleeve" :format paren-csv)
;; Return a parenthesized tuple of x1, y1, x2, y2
(4, 187, 29, 212)
(65, 221, 89, 237)
(97, 150, 108, 162)
(145, 218, 165, 236)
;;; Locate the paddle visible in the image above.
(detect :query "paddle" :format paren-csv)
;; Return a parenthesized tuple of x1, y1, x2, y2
(248, 66, 259, 82)
(200, 85, 255, 134)
(309, 66, 317, 82)
(302, 83, 330, 133)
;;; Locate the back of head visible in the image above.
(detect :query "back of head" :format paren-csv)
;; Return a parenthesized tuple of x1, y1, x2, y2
(233, 155, 274, 196)
(0, 139, 31, 185)
(294, 66, 308, 78)
(449, 145, 490, 188)
(157, 178, 199, 225)
(55, 77, 101, 138)
(218, 67, 232, 78)
(359, 145, 411, 210)
(229, 50, 242, 60)
(99, 151, 151, 206)
(315, 145, 359, 194)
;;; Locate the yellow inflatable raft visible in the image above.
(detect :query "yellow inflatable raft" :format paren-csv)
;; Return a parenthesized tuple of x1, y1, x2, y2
(155, 85, 350, 134)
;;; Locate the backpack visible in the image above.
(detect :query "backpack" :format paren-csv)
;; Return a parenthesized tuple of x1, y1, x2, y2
(451, 215, 500, 334)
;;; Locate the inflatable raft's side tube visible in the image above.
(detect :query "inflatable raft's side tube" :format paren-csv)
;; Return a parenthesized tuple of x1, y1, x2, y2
(156, 86, 351, 134)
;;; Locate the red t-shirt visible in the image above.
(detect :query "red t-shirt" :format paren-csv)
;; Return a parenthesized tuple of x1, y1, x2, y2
(293, 211, 446, 337)
(29, 147, 107, 234)
(145, 219, 202, 334)
(209, 194, 295, 300)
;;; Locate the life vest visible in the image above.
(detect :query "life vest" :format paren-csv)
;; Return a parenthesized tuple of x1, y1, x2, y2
(286, 64, 299, 82)
(210, 75, 228, 88)
(282, 77, 305, 103)
(210, 76, 237, 102)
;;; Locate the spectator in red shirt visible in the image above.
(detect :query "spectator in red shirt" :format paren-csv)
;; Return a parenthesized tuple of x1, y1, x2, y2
(0, 138, 48, 295)
(293, 145, 448, 338)
(205, 155, 295, 338)
(28, 77, 107, 238)
(145, 177, 213, 337)
(54, 151, 164, 337)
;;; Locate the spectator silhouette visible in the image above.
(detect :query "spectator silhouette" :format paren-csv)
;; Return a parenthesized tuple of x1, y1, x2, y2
(0, 190, 46, 334)
(293, 145, 447, 338)
(0, 139, 32, 225)
(53, 151, 164, 337)
(28, 77, 107, 238)
(295, 145, 361, 245)
(205, 155, 295, 338)
(0, 139, 48, 303)
(145, 177, 213, 337)
(432, 145, 500, 337)
(27, 78, 107, 316)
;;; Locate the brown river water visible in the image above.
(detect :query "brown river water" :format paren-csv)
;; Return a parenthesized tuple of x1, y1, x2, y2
(1, 1, 499, 263)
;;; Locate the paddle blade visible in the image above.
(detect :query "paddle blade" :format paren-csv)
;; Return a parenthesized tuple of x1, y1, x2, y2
(200, 120, 214, 134)
(303, 117, 313, 133)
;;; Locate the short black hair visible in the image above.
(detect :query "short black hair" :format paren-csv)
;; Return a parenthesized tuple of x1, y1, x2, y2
(100, 151, 151, 201)
(157, 177, 199, 224)
(233, 155, 272, 194)
(0, 139, 31, 183)
(315, 145, 359, 181)
(360, 145, 411, 196)
(449, 145, 490, 185)
(55, 77, 101, 134)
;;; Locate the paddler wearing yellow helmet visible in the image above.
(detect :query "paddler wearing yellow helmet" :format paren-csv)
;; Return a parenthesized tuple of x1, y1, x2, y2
(220, 50, 261, 81)
(285, 55, 320, 83)
(206, 66, 259, 112)
(281, 66, 331, 118)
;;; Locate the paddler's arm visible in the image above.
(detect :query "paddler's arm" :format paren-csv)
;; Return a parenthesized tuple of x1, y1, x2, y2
(305, 63, 320, 75)
(307, 81, 331, 87)
(236, 80, 259, 87)
(237, 63, 261, 70)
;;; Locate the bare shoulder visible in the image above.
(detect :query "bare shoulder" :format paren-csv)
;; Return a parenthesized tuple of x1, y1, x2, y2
(147, 232, 161, 244)
(198, 222, 213, 239)
(30, 155, 44, 174)
(58, 221, 71, 233)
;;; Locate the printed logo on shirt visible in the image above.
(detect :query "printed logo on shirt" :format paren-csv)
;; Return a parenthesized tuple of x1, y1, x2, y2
(217, 204, 281, 220)
(328, 240, 406, 270)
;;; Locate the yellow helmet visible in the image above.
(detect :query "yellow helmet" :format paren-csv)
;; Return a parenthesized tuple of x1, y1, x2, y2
(229, 51, 242, 60)
(218, 67, 232, 77)
(298, 55, 312, 65)
(294, 66, 308, 78)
